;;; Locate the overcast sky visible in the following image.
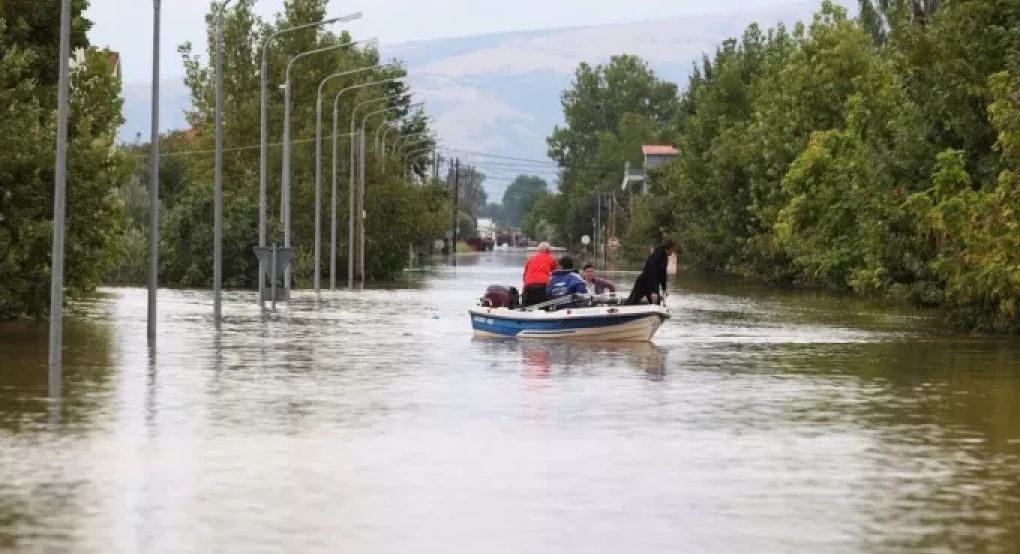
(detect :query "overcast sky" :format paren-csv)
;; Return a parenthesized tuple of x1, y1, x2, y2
(86, 0, 798, 82)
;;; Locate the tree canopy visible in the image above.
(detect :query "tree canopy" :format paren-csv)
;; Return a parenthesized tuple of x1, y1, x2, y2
(1, 1, 128, 318)
(525, 0, 1020, 331)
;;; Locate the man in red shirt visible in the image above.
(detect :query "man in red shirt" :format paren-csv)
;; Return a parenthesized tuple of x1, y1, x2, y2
(522, 242, 558, 307)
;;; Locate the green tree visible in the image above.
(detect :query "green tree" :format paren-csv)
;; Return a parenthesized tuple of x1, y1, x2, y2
(546, 55, 678, 242)
(162, 0, 437, 287)
(0, 4, 129, 319)
(501, 175, 549, 227)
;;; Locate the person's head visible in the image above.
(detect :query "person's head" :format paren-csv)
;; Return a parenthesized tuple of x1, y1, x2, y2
(537, 241, 551, 253)
(558, 255, 575, 270)
(661, 238, 676, 256)
(582, 262, 595, 281)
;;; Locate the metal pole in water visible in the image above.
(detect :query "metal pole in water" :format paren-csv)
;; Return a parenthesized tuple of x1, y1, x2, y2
(49, 0, 72, 369)
(148, 0, 161, 342)
(271, 244, 278, 313)
(214, 0, 234, 324)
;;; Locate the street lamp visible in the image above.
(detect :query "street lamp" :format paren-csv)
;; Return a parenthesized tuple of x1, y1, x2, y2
(280, 27, 364, 290)
(356, 102, 425, 281)
(148, 0, 162, 342)
(328, 76, 406, 290)
(379, 115, 434, 164)
(392, 133, 435, 155)
(374, 120, 399, 154)
(258, 14, 355, 305)
(311, 58, 380, 295)
(344, 91, 412, 287)
(403, 146, 435, 181)
(212, 0, 239, 324)
(49, 0, 73, 370)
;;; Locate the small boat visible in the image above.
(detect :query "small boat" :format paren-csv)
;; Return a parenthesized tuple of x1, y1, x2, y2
(468, 288, 669, 342)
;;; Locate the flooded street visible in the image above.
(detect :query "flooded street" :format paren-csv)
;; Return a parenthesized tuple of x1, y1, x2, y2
(2, 251, 1020, 553)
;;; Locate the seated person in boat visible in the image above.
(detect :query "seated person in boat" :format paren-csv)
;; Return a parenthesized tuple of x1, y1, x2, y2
(547, 256, 588, 306)
(581, 263, 616, 294)
(626, 238, 675, 305)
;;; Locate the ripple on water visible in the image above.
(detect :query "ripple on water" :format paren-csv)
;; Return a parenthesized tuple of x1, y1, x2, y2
(1, 254, 1019, 554)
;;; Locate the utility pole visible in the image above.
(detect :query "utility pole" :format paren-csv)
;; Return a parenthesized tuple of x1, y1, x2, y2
(148, 0, 161, 341)
(49, 0, 72, 370)
(355, 128, 367, 282)
(452, 158, 460, 257)
(595, 192, 601, 268)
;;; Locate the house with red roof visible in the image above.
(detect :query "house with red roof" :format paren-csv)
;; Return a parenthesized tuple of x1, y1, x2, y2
(620, 144, 678, 196)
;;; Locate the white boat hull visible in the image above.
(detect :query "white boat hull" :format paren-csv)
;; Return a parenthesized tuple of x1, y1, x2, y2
(469, 304, 669, 342)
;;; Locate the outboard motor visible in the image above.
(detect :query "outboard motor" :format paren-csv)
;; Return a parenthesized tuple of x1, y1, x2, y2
(481, 285, 520, 309)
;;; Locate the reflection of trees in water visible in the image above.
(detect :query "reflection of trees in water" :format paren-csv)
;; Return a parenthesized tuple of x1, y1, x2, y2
(0, 311, 116, 549)
(0, 316, 116, 432)
(764, 340, 1020, 554)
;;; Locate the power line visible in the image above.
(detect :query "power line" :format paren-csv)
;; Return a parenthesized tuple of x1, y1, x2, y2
(436, 147, 558, 166)
(129, 133, 358, 159)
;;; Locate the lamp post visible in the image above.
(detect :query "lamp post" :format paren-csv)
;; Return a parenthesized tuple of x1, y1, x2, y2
(374, 120, 398, 153)
(312, 58, 379, 295)
(392, 133, 434, 155)
(344, 90, 411, 287)
(148, 0, 161, 342)
(379, 115, 433, 164)
(356, 102, 424, 281)
(211, 0, 238, 324)
(403, 146, 435, 182)
(280, 27, 363, 290)
(329, 129, 353, 290)
(49, 0, 73, 369)
(327, 76, 405, 289)
(283, 24, 367, 289)
(258, 14, 353, 306)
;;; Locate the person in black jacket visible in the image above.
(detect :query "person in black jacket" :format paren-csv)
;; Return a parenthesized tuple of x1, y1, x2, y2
(626, 239, 675, 305)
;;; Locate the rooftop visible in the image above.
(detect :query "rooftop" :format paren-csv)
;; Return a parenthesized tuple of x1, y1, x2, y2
(641, 144, 678, 156)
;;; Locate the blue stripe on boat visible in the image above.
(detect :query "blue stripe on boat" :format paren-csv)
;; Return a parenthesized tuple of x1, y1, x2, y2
(470, 312, 649, 337)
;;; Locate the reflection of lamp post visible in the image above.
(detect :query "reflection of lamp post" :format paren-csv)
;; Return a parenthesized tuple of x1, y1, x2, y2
(49, 0, 73, 369)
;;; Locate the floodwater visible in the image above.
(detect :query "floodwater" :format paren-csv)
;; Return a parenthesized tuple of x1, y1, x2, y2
(2, 251, 1020, 554)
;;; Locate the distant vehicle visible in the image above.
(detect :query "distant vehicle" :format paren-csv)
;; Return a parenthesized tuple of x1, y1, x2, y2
(475, 218, 496, 251)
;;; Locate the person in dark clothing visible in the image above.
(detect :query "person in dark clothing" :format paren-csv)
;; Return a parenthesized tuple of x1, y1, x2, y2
(626, 239, 675, 305)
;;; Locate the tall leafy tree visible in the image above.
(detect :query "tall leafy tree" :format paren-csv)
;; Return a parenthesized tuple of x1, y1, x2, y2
(0, 2, 129, 319)
(545, 55, 678, 243)
(500, 175, 549, 228)
(165, 0, 441, 286)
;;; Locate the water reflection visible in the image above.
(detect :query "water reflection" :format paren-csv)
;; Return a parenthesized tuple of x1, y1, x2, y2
(473, 338, 667, 379)
(0, 254, 1019, 553)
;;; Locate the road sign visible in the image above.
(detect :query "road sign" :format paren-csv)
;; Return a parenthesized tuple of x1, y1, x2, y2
(434, 239, 444, 251)
(608, 237, 620, 249)
(581, 235, 591, 245)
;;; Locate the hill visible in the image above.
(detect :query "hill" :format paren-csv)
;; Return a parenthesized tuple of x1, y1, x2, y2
(119, 1, 837, 197)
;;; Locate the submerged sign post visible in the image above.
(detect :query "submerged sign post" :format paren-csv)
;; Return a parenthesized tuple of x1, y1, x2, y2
(253, 245, 295, 312)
